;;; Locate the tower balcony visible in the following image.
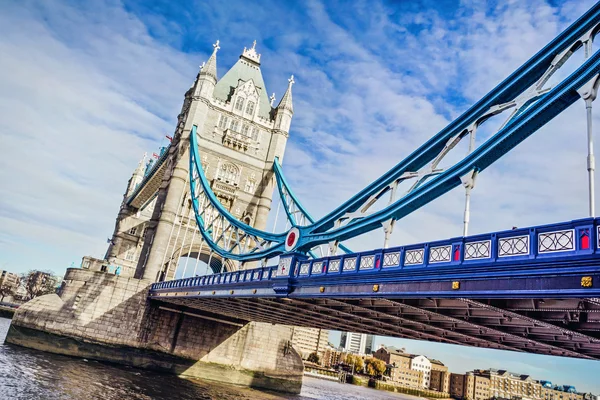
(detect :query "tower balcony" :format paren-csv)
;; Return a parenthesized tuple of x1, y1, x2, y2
(222, 129, 251, 151)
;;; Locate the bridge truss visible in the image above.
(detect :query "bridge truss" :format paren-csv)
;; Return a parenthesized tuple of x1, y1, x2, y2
(187, 3, 600, 263)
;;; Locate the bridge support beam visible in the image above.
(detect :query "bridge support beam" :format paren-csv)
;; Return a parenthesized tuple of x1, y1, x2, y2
(5, 269, 303, 394)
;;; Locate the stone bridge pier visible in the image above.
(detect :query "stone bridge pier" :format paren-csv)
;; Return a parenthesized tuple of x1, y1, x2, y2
(5, 269, 303, 394)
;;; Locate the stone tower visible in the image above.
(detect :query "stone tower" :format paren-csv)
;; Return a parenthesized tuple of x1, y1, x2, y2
(102, 40, 293, 281)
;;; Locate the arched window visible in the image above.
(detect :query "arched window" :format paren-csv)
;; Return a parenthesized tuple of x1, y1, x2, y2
(245, 179, 256, 193)
(218, 114, 229, 129)
(245, 101, 255, 115)
(241, 124, 250, 136)
(235, 97, 244, 111)
(251, 127, 259, 141)
(230, 119, 240, 132)
(217, 163, 239, 185)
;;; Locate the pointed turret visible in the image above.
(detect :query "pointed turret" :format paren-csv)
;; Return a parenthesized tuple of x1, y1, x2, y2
(274, 75, 294, 133)
(195, 40, 220, 98)
(126, 153, 147, 197)
(276, 75, 294, 113)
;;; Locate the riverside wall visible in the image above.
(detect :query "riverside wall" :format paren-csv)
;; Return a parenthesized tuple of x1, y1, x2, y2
(5, 268, 303, 394)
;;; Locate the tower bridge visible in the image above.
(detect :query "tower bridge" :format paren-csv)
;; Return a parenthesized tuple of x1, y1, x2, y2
(7, 3, 600, 395)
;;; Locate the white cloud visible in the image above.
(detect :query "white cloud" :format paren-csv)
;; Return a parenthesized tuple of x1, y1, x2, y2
(1, 0, 600, 391)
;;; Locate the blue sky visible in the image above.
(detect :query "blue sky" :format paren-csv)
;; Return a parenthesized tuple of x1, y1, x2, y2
(1, 0, 600, 393)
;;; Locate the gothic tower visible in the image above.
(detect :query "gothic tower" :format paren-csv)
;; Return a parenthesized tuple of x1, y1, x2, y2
(100, 41, 293, 281)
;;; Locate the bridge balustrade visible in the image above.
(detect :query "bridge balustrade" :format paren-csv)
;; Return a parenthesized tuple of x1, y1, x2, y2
(150, 218, 598, 292)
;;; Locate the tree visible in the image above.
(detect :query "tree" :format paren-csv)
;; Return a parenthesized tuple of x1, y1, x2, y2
(21, 270, 59, 300)
(0, 283, 15, 302)
(364, 358, 386, 378)
(307, 352, 320, 364)
(346, 354, 364, 373)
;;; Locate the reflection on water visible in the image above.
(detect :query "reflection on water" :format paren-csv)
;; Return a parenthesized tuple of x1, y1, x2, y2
(0, 317, 419, 400)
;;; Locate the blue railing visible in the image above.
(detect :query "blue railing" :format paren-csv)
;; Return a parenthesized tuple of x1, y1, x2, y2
(150, 217, 599, 292)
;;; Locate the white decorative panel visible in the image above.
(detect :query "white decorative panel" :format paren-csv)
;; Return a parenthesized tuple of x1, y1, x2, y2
(498, 235, 529, 257)
(343, 257, 357, 271)
(311, 261, 323, 274)
(277, 257, 292, 277)
(299, 262, 310, 275)
(464, 240, 491, 260)
(429, 245, 451, 263)
(328, 259, 341, 273)
(538, 229, 574, 253)
(405, 249, 424, 265)
(383, 252, 400, 267)
(252, 271, 260, 280)
(359, 255, 375, 270)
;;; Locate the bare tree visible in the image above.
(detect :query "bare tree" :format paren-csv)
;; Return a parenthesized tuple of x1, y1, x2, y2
(21, 270, 59, 300)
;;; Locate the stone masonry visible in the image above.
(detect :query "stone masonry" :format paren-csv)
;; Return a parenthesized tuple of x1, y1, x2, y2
(7, 269, 304, 393)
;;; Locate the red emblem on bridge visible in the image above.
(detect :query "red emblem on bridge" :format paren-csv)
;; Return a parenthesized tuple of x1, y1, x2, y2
(285, 227, 301, 252)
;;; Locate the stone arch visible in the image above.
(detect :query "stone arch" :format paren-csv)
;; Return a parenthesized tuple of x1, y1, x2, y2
(160, 242, 236, 281)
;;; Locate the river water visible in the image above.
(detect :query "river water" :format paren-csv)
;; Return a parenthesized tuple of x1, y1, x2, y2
(0, 317, 420, 399)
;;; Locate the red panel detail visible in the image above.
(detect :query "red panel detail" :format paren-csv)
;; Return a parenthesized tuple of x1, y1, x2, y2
(375, 258, 380, 269)
(322, 263, 327, 273)
(286, 232, 296, 247)
(581, 234, 590, 250)
(453, 247, 460, 261)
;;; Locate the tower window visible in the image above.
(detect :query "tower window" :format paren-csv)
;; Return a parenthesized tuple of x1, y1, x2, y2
(230, 119, 240, 132)
(245, 179, 256, 193)
(245, 101, 255, 115)
(218, 114, 229, 129)
(251, 127, 259, 141)
(217, 163, 240, 184)
(242, 124, 250, 136)
(124, 243, 136, 261)
(128, 227, 137, 235)
(235, 97, 244, 111)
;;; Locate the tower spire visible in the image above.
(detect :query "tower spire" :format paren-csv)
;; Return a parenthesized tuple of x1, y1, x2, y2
(241, 40, 261, 64)
(276, 75, 294, 113)
(200, 40, 220, 80)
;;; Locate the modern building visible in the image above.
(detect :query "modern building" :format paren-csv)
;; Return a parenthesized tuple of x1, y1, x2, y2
(0, 270, 20, 289)
(373, 345, 443, 391)
(450, 369, 585, 400)
(291, 327, 329, 359)
(430, 359, 450, 393)
(321, 346, 347, 368)
(340, 332, 374, 355)
(410, 355, 432, 388)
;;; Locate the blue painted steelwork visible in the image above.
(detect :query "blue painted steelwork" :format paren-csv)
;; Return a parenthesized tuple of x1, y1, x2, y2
(126, 143, 171, 206)
(273, 157, 352, 254)
(150, 217, 600, 299)
(185, 3, 600, 261)
(189, 126, 286, 260)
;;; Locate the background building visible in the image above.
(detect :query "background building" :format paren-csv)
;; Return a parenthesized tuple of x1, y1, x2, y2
(430, 359, 450, 393)
(339, 332, 374, 355)
(0, 270, 20, 290)
(449, 369, 585, 400)
(290, 327, 328, 359)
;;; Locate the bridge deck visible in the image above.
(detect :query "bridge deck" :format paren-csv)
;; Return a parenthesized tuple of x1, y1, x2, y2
(149, 217, 600, 359)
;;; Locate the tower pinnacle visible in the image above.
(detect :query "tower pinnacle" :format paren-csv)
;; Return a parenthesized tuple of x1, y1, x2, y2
(241, 40, 261, 64)
(200, 40, 219, 80)
(276, 75, 294, 113)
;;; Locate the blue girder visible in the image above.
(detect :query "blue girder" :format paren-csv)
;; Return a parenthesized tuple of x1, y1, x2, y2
(273, 157, 352, 254)
(187, 3, 600, 261)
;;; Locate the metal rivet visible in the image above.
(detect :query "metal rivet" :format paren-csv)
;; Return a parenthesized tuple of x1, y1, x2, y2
(197, 291, 201, 295)
(212, 291, 216, 295)
(452, 281, 460, 290)
(253, 289, 257, 294)
(320, 287, 325, 293)
(373, 284, 379, 292)
(230, 290, 234, 294)
(582, 276, 593, 288)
